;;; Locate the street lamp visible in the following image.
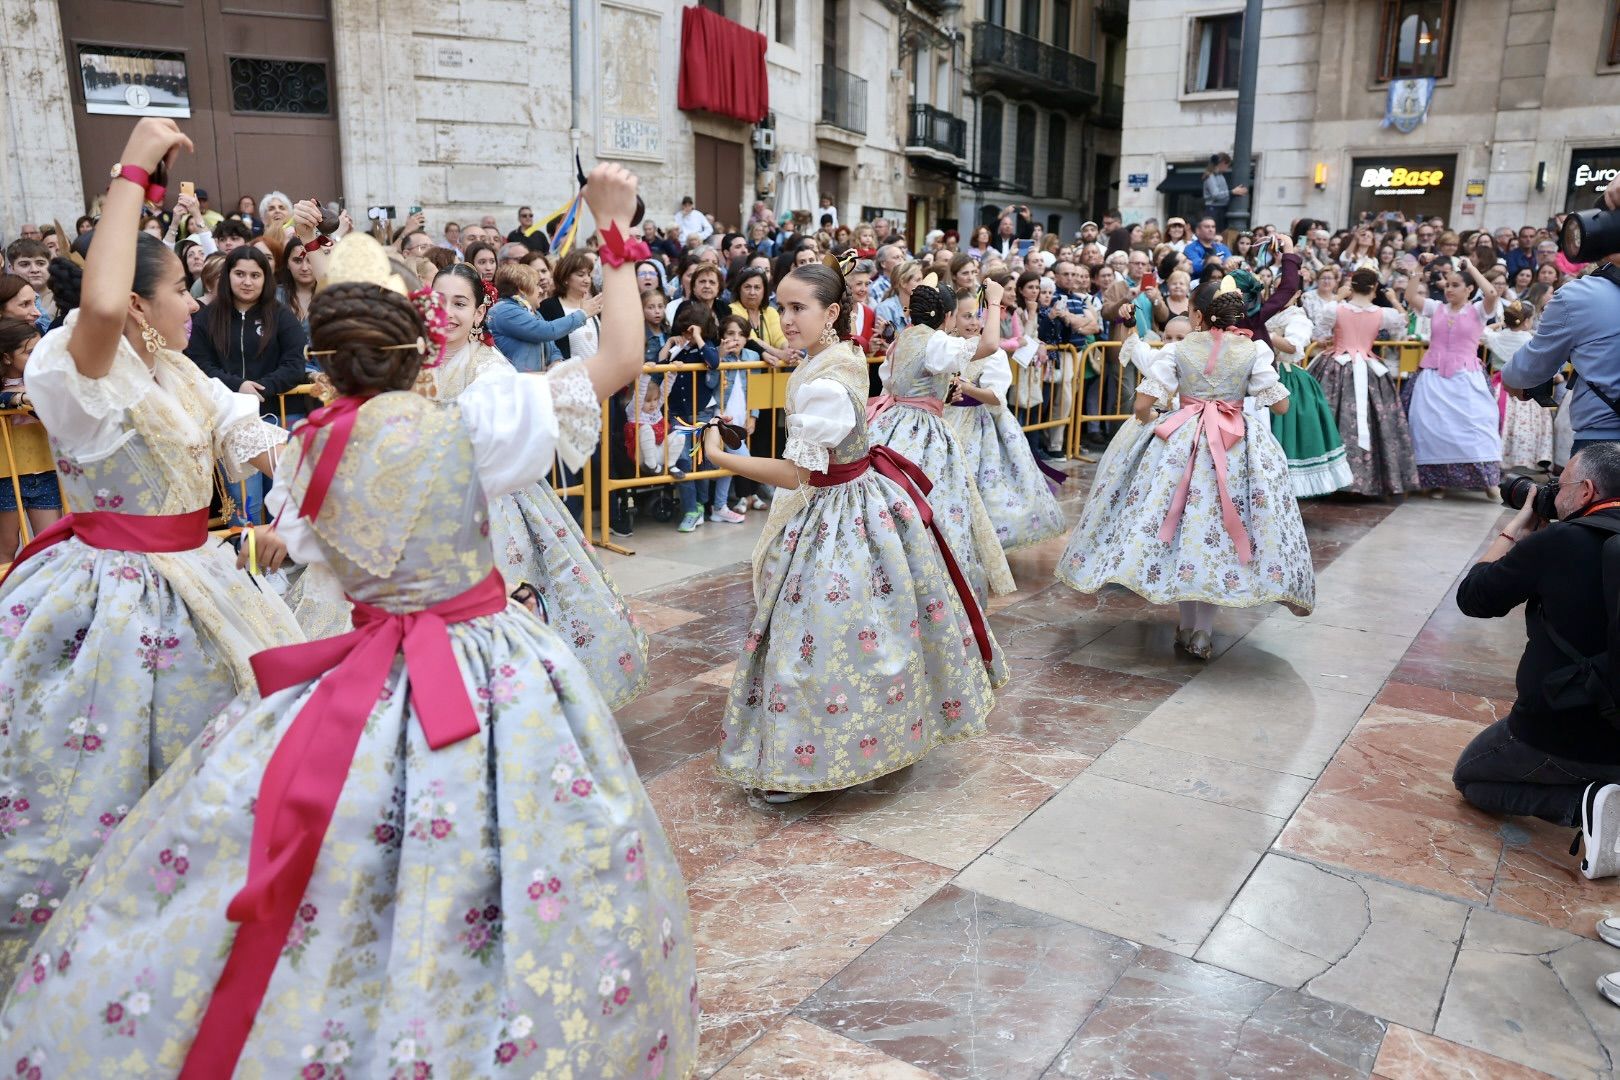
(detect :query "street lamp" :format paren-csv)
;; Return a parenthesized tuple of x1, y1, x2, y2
(1225, 0, 1263, 232)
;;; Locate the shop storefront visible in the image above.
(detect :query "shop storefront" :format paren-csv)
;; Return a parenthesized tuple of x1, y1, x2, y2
(1347, 154, 1455, 224)
(1565, 148, 1620, 214)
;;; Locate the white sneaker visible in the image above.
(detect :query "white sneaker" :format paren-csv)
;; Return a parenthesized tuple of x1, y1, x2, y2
(1597, 917, 1620, 949)
(1598, 970, 1620, 1008)
(1580, 783, 1620, 880)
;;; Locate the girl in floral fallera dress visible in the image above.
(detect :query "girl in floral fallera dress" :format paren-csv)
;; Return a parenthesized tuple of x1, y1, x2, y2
(1056, 284, 1315, 659)
(425, 263, 648, 709)
(700, 263, 995, 803)
(0, 120, 302, 987)
(944, 291, 1066, 550)
(0, 165, 697, 1079)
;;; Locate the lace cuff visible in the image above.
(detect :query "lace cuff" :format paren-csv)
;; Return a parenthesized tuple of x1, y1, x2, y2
(1136, 377, 1175, 403)
(546, 359, 601, 472)
(217, 418, 289, 481)
(1251, 381, 1290, 408)
(782, 433, 829, 474)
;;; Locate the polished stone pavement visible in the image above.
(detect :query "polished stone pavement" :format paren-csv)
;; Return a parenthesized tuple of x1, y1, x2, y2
(598, 477, 1617, 1079)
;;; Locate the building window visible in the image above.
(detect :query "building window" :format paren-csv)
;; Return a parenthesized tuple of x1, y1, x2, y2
(1608, 0, 1620, 66)
(979, 96, 1003, 180)
(1046, 114, 1066, 198)
(1377, 0, 1454, 81)
(1187, 12, 1242, 93)
(1014, 104, 1036, 192)
(985, 0, 1006, 26)
(1021, 0, 1041, 39)
(1052, 0, 1071, 49)
(774, 0, 796, 47)
(228, 57, 330, 115)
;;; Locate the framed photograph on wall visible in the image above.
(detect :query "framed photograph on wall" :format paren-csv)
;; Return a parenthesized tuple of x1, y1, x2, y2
(78, 44, 191, 118)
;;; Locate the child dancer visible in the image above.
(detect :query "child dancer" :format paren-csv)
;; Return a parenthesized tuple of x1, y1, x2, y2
(945, 292, 1066, 550)
(1265, 292, 1354, 497)
(699, 261, 995, 802)
(1057, 282, 1316, 658)
(0, 120, 302, 985)
(0, 167, 698, 1077)
(869, 277, 1015, 610)
(428, 262, 648, 708)
(1308, 268, 1420, 495)
(0, 319, 62, 556)
(1485, 301, 1552, 469)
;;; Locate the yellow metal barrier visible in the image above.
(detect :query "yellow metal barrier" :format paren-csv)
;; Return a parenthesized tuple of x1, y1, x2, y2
(0, 409, 68, 546)
(1300, 339, 1432, 384)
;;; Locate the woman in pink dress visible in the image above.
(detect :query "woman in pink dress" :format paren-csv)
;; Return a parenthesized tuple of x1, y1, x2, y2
(1401, 258, 1501, 498)
(1308, 268, 1420, 496)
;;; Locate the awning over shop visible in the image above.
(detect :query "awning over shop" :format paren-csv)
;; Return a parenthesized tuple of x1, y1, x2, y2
(1157, 169, 1204, 195)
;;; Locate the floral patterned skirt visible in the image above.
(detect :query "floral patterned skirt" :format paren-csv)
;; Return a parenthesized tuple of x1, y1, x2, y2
(0, 605, 698, 1079)
(0, 539, 293, 989)
(489, 479, 649, 709)
(1496, 378, 1555, 469)
(869, 406, 1016, 603)
(1056, 415, 1316, 614)
(1309, 355, 1420, 496)
(949, 405, 1067, 551)
(717, 470, 996, 793)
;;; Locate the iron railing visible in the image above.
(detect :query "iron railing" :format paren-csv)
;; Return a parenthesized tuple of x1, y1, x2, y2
(819, 64, 868, 135)
(971, 21, 1098, 106)
(906, 102, 967, 159)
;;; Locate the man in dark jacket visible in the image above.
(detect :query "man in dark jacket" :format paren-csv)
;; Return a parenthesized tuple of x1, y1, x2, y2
(1452, 442, 1620, 878)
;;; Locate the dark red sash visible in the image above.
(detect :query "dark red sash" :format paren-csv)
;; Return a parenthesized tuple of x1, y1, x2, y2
(0, 508, 209, 588)
(179, 568, 508, 1078)
(809, 446, 992, 664)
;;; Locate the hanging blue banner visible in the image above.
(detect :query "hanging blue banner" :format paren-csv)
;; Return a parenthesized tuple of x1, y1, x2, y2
(1382, 78, 1436, 134)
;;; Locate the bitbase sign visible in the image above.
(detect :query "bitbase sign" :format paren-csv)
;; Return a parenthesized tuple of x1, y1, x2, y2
(1348, 154, 1455, 223)
(1358, 166, 1446, 195)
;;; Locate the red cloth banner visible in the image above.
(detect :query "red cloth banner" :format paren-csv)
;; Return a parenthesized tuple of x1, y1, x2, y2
(678, 5, 769, 124)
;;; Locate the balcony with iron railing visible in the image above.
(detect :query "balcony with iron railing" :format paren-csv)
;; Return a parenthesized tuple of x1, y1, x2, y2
(1099, 0, 1128, 37)
(1096, 82, 1124, 127)
(970, 21, 1098, 108)
(819, 64, 868, 136)
(905, 102, 968, 164)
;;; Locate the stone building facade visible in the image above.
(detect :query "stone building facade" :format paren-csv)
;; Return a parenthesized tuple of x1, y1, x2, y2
(1118, 0, 1620, 232)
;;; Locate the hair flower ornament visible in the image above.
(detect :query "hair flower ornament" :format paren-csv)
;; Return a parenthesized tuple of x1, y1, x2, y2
(408, 286, 451, 367)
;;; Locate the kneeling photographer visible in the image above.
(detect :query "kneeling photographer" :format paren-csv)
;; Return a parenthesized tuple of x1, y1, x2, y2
(1500, 174, 1620, 452)
(1453, 443, 1620, 878)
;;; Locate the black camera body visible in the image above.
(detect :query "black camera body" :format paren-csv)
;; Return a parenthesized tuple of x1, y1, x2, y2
(1561, 203, 1620, 263)
(1502, 473, 1561, 520)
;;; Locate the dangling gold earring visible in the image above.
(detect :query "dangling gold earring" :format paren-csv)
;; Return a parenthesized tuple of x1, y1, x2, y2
(137, 317, 166, 356)
(819, 323, 839, 346)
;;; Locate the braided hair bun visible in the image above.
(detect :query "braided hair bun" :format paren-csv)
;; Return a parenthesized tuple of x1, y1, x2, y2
(1191, 280, 1247, 329)
(47, 257, 82, 322)
(1349, 267, 1381, 295)
(785, 262, 853, 337)
(909, 280, 956, 329)
(307, 282, 428, 397)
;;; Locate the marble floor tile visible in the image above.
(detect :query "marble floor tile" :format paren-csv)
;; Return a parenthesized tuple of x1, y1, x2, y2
(1124, 663, 1375, 778)
(987, 696, 1149, 759)
(1197, 853, 1469, 1032)
(812, 734, 1092, 870)
(1372, 1024, 1556, 1080)
(712, 1016, 943, 1079)
(1043, 946, 1387, 1080)
(996, 657, 1182, 714)
(694, 660, 738, 688)
(1434, 909, 1620, 1079)
(1087, 739, 1316, 819)
(690, 823, 953, 1076)
(1215, 619, 1413, 696)
(1274, 703, 1613, 939)
(1373, 680, 1512, 726)
(955, 773, 1284, 955)
(797, 884, 1137, 1080)
(627, 597, 705, 634)
(615, 678, 730, 780)
(644, 756, 833, 883)
(1061, 617, 1247, 684)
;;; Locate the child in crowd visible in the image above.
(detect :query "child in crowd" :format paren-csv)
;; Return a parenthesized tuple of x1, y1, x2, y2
(1485, 301, 1553, 470)
(709, 313, 758, 523)
(0, 317, 60, 557)
(664, 300, 721, 531)
(5, 239, 51, 333)
(630, 287, 669, 475)
(845, 262, 878, 352)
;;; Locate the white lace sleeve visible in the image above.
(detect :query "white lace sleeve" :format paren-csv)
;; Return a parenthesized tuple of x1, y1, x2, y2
(1247, 342, 1290, 406)
(921, 329, 977, 375)
(196, 370, 288, 481)
(1381, 306, 1408, 336)
(1136, 342, 1180, 402)
(24, 316, 157, 461)
(978, 349, 1013, 408)
(544, 359, 601, 472)
(783, 379, 856, 473)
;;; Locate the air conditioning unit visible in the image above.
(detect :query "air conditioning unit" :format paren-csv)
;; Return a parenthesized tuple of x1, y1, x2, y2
(752, 128, 775, 151)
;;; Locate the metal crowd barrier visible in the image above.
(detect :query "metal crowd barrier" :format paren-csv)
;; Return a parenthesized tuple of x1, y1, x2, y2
(0, 408, 68, 546)
(1300, 339, 1434, 387)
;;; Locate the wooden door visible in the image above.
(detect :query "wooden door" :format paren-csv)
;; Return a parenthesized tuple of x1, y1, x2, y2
(60, 0, 341, 214)
(694, 133, 744, 233)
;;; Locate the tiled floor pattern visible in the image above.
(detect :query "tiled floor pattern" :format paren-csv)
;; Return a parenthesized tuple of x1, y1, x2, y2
(609, 483, 1618, 1079)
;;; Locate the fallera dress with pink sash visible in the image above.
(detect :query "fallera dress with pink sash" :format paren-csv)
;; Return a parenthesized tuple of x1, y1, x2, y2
(1404, 299, 1502, 490)
(1056, 329, 1315, 615)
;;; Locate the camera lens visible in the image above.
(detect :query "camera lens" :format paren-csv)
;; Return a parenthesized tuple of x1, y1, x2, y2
(1500, 473, 1536, 511)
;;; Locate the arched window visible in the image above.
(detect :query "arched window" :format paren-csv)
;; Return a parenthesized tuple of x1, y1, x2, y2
(1014, 104, 1036, 192)
(980, 97, 1004, 180)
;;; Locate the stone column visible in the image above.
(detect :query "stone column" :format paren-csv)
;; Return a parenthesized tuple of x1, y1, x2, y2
(0, 0, 84, 239)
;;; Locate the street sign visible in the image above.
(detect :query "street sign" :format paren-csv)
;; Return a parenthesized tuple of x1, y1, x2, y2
(1127, 173, 1150, 190)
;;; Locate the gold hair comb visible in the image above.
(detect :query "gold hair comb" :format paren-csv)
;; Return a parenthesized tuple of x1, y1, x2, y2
(304, 338, 427, 360)
(820, 249, 859, 277)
